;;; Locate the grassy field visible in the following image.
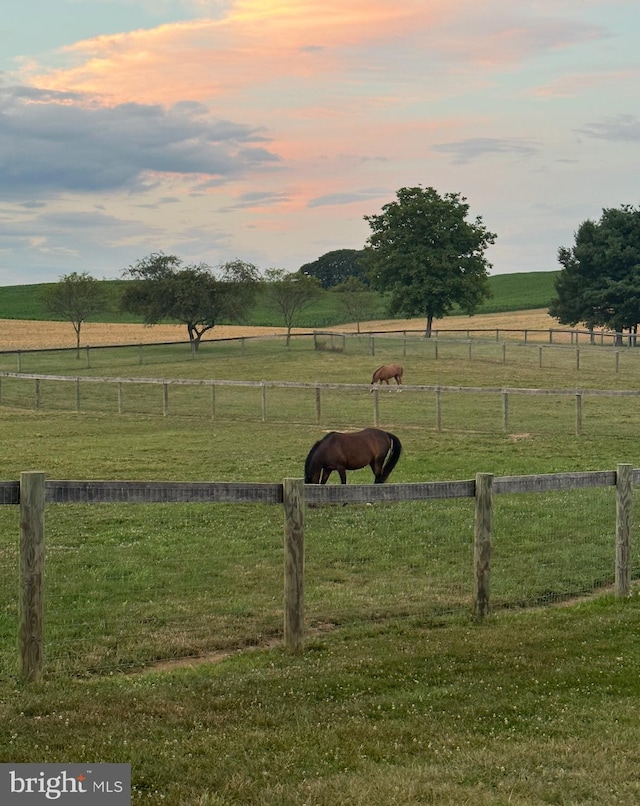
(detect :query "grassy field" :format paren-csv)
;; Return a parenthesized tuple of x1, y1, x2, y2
(3, 330, 640, 439)
(0, 270, 559, 326)
(1, 315, 640, 804)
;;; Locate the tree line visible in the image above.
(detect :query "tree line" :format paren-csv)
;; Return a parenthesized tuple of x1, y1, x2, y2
(40, 185, 640, 354)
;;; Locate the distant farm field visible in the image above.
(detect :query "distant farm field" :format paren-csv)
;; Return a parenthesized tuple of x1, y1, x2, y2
(0, 270, 560, 328)
(0, 307, 561, 351)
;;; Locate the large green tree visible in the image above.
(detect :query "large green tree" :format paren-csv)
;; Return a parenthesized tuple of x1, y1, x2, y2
(363, 186, 496, 336)
(121, 253, 259, 350)
(549, 205, 640, 343)
(299, 248, 368, 289)
(41, 271, 108, 357)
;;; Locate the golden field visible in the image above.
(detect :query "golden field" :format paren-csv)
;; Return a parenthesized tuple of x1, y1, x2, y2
(0, 309, 562, 352)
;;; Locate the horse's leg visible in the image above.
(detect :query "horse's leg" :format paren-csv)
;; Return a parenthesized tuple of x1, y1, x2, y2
(320, 468, 332, 484)
(371, 458, 384, 483)
(338, 469, 347, 484)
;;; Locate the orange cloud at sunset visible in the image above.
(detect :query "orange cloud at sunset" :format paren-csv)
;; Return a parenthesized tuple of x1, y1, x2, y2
(27, 0, 442, 108)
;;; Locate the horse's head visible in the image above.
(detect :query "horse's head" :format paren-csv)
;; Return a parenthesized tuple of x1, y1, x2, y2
(304, 437, 323, 483)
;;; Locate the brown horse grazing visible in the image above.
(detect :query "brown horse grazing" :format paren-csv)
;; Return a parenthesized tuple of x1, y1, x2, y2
(371, 363, 403, 387)
(304, 428, 402, 484)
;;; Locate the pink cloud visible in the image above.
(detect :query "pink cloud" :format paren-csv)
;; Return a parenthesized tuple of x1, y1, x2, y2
(12, 0, 618, 237)
(26, 1, 444, 106)
(21, 0, 609, 123)
(533, 67, 640, 98)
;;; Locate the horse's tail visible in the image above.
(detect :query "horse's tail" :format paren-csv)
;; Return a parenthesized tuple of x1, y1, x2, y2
(379, 431, 402, 483)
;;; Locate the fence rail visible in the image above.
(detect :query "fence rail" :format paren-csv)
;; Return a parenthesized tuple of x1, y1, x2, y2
(2, 325, 640, 386)
(1, 323, 638, 362)
(2, 466, 636, 681)
(3, 370, 640, 436)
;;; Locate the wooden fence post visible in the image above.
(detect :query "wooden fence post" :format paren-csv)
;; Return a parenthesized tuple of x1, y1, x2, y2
(117, 382, 123, 415)
(261, 382, 267, 422)
(163, 382, 169, 416)
(615, 463, 633, 598)
(575, 393, 583, 436)
(315, 386, 321, 424)
(502, 391, 509, 434)
(474, 473, 493, 620)
(75, 378, 81, 412)
(20, 471, 46, 683)
(283, 478, 305, 652)
(373, 388, 380, 427)
(435, 386, 442, 432)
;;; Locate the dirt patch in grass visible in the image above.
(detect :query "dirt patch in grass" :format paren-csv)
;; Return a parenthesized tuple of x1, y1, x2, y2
(0, 309, 561, 351)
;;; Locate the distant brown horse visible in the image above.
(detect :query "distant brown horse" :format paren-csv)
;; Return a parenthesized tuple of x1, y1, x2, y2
(304, 427, 402, 485)
(371, 363, 403, 388)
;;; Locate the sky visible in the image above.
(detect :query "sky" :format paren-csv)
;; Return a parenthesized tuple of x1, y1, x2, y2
(0, 0, 638, 286)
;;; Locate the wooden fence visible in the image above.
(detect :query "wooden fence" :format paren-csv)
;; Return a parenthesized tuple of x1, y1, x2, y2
(3, 465, 635, 682)
(1, 323, 637, 370)
(3, 370, 640, 436)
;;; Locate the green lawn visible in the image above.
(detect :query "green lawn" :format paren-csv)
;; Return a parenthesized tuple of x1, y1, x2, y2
(1, 596, 639, 805)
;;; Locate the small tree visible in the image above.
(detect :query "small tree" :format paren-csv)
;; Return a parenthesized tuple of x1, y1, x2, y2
(41, 272, 108, 357)
(364, 186, 496, 336)
(264, 269, 322, 345)
(331, 277, 380, 333)
(121, 253, 259, 350)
